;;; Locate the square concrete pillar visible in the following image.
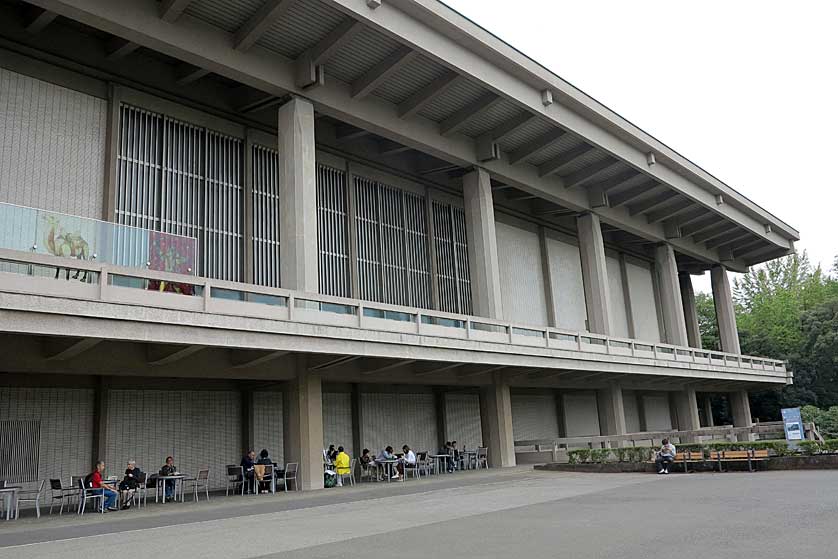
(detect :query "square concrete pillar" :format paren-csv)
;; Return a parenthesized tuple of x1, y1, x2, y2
(283, 356, 324, 490)
(672, 387, 701, 441)
(278, 96, 318, 292)
(730, 390, 754, 442)
(702, 394, 715, 427)
(576, 213, 611, 334)
(711, 265, 741, 354)
(679, 272, 702, 349)
(655, 244, 689, 346)
(479, 372, 515, 467)
(463, 167, 503, 319)
(597, 384, 627, 447)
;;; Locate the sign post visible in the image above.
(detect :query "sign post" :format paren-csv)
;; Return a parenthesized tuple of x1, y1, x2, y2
(781, 407, 804, 449)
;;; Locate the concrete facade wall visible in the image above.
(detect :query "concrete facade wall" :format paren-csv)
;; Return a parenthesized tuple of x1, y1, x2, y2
(322, 391, 353, 456)
(545, 236, 588, 331)
(625, 260, 662, 343)
(361, 392, 437, 453)
(623, 389, 641, 433)
(511, 393, 559, 441)
(104, 389, 241, 490)
(253, 391, 284, 466)
(562, 392, 601, 437)
(0, 67, 106, 219)
(445, 393, 483, 449)
(605, 256, 630, 337)
(642, 393, 673, 431)
(0, 386, 94, 484)
(495, 220, 549, 326)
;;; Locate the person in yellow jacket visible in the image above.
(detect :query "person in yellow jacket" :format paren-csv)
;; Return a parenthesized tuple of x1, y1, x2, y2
(334, 446, 351, 486)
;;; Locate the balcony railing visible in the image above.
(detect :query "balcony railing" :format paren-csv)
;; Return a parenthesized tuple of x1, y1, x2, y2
(0, 245, 789, 382)
(0, 201, 197, 274)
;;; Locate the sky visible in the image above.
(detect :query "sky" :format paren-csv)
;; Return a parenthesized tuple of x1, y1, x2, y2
(443, 0, 837, 292)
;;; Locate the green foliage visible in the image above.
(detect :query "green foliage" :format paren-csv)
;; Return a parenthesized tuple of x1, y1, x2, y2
(589, 449, 610, 464)
(613, 448, 629, 462)
(567, 447, 653, 464)
(823, 439, 838, 452)
(695, 251, 838, 420)
(801, 405, 838, 438)
(797, 440, 821, 455)
(677, 440, 789, 457)
(568, 449, 591, 464)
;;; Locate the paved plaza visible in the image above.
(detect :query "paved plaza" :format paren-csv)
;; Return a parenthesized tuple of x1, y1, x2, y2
(1, 468, 836, 558)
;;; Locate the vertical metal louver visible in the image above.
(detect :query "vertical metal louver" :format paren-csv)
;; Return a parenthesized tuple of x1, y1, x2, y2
(354, 176, 382, 302)
(433, 201, 472, 314)
(252, 145, 280, 287)
(317, 164, 350, 297)
(115, 104, 244, 281)
(0, 420, 40, 483)
(351, 175, 432, 308)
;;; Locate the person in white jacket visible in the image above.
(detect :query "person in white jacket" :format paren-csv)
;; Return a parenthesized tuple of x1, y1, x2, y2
(397, 445, 417, 479)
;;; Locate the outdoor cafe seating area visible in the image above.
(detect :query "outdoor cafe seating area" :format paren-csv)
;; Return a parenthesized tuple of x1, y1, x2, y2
(0, 446, 489, 521)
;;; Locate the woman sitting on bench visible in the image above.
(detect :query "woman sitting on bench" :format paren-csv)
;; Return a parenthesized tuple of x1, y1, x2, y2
(655, 439, 676, 474)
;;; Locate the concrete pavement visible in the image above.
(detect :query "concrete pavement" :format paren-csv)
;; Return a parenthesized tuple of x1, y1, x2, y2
(2, 468, 837, 558)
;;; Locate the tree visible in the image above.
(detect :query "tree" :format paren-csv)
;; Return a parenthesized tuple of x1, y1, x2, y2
(695, 292, 720, 351)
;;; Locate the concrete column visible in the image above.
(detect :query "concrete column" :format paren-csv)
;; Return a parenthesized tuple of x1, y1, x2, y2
(576, 213, 611, 334)
(655, 244, 689, 346)
(283, 356, 324, 490)
(702, 395, 715, 427)
(679, 272, 702, 349)
(672, 387, 701, 441)
(711, 265, 741, 354)
(278, 96, 318, 292)
(463, 167, 503, 319)
(91, 376, 109, 464)
(434, 386, 448, 448)
(479, 372, 515, 467)
(241, 388, 255, 454)
(730, 390, 754, 442)
(351, 383, 363, 457)
(597, 384, 627, 447)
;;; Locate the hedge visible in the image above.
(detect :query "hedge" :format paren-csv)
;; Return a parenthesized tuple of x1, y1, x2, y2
(565, 439, 838, 464)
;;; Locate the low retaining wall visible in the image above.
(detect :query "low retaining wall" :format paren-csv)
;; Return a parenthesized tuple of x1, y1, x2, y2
(534, 454, 838, 473)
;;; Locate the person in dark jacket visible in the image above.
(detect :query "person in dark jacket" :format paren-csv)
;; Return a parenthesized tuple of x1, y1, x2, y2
(118, 460, 143, 509)
(240, 450, 256, 494)
(159, 456, 177, 501)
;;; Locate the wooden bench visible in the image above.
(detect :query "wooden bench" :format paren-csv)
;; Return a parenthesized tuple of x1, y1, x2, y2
(708, 449, 769, 472)
(647, 451, 705, 473)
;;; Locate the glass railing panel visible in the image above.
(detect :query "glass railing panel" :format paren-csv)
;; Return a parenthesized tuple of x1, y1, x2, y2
(295, 299, 357, 315)
(211, 287, 287, 307)
(363, 307, 415, 322)
(0, 202, 197, 274)
(421, 315, 465, 329)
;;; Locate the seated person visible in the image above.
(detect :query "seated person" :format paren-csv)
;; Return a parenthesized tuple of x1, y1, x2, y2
(118, 460, 143, 509)
(326, 444, 338, 463)
(655, 438, 677, 474)
(451, 440, 460, 470)
(377, 446, 397, 479)
(90, 460, 119, 512)
(397, 445, 417, 479)
(359, 448, 372, 470)
(159, 456, 178, 501)
(334, 446, 351, 486)
(241, 449, 256, 494)
(254, 449, 274, 493)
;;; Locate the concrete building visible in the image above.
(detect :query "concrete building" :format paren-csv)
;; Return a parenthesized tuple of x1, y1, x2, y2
(0, 0, 797, 491)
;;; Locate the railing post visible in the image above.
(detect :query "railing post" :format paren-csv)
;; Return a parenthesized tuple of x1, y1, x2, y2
(203, 281, 211, 312)
(357, 303, 364, 328)
(415, 312, 422, 334)
(99, 266, 109, 301)
(288, 295, 295, 321)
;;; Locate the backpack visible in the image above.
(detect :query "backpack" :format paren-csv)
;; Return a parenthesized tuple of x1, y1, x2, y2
(83, 472, 94, 487)
(324, 472, 337, 488)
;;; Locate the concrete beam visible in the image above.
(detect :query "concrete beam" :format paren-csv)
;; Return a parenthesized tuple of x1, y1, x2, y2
(230, 349, 290, 369)
(43, 337, 102, 361)
(679, 272, 702, 349)
(562, 158, 619, 189)
(693, 222, 738, 244)
(351, 46, 415, 99)
(105, 37, 140, 61)
(147, 344, 202, 366)
(577, 213, 611, 334)
(711, 265, 741, 354)
(398, 71, 460, 119)
(25, 8, 58, 34)
(440, 92, 502, 136)
(485, 112, 535, 143)
(628, 190, 678, 216)
(359, 358, 416, 375)
(705, 229, 751, 250)
(583, 168, 638, 193)
(308, 355, 360, 372)
(378, 139, 412, 156)
(175, 64, 210, 85)
(233, 0, 295, 52)
(508, 128, 566, 164)
(413, 362, 464, 377)
(457, 364, 507, 379)
(646, 198, 694, 224)
(735, 240, 776, 260)
(655, 244, 689, 346)
(537, 143, 594, 178)
(463, 168, 504, 319)
(681, 215, 726, 237)
(158, 0, 193, 22)
(296, 20, 364, 88)
(278, 97, 318, 291)
(479, 371, 515, 467)
(607, 181, 659, 208)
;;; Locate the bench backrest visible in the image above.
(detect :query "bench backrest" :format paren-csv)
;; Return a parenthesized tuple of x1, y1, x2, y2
(752, 449, 769, 458)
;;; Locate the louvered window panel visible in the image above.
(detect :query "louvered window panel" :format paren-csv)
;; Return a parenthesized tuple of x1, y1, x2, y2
(432, 202, 472, 315)
(115, 104, 244, 281)
(351, 176, 432, 308)
(354, 176, 382, 302)
(317, 164, 350, 297)
(252, 145, 281, 287)
(0, 420, 40, 483)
